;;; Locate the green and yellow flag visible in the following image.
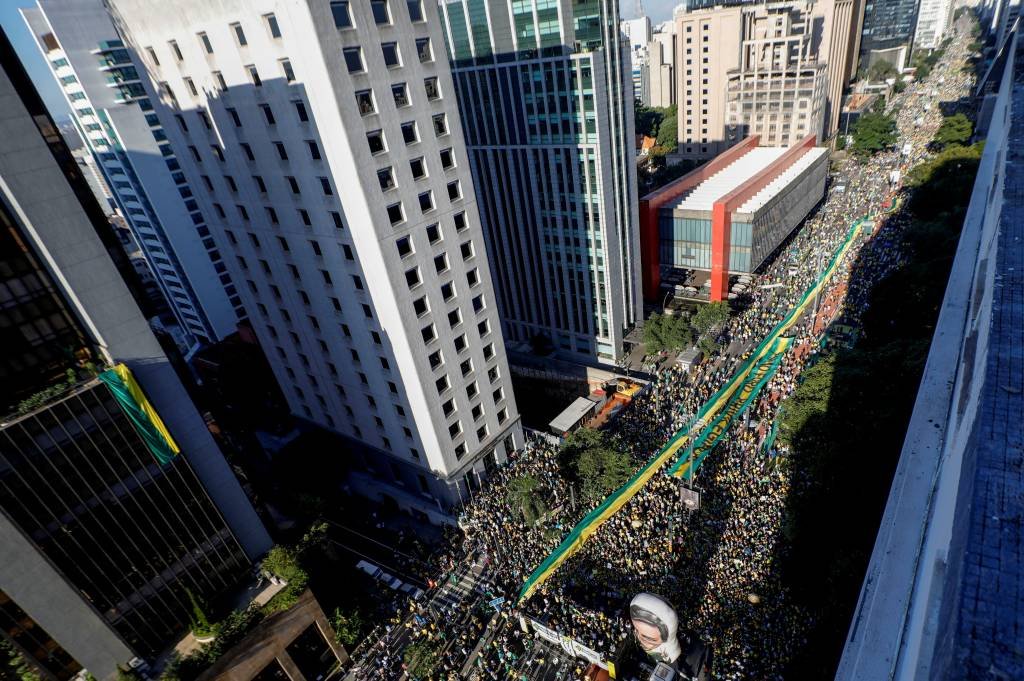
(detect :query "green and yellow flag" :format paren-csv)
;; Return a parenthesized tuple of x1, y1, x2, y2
(98, 363, 180, 465)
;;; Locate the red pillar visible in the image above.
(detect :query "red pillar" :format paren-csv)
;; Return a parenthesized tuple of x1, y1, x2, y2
(709, 202, 731, 302)
(639, 199, 661, 301)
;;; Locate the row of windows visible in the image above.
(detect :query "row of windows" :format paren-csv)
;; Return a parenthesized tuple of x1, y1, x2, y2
(330, 0, 425, 30)
(343, 37, 433, 72)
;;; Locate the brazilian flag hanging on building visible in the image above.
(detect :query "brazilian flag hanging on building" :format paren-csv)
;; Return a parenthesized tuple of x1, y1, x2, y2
(98, 363, 180, 465)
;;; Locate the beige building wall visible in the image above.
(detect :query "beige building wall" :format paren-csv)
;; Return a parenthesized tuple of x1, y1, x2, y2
(646, 34, 675, 108)
(674, 5, 743, 159)
(675, 0, 856, 157)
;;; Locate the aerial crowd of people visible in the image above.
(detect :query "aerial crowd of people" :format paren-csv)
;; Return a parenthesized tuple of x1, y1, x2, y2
(349, 19, 978, 681)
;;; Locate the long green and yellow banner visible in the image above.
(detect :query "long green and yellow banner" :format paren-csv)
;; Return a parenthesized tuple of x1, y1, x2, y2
(98, 363, 180, 465)
(516, 197, 898, 604)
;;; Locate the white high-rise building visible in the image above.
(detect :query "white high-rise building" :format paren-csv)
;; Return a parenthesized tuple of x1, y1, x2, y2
(914, 0, 956, 50)
(22, 0, 242, 353)
(107, 0, 523, 515)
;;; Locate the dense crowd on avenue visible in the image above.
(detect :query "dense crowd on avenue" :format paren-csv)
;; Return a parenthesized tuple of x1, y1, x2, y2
(349, 22, 977, 681)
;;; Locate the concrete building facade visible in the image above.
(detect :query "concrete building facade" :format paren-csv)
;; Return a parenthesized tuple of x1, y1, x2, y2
(107, 0, 523, 515)
(859, 0, 921, 65)
(645, 24, 676, 108)
(21, 0, 243, 354)
(439, 0, 641, 365)
(673, 0, 853, 159)
(0, 29, 270, 679)
(837, 28, 1023, 681)
(914, 0, 955, 49)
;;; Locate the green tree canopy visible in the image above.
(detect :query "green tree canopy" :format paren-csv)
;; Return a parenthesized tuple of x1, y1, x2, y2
(691, 301, 730, 337)
(331, 607, 365, 647)
(635, 105, 665, 138)
(559, 428, 632, 504)
(933, 113, 973, 148)
(404, 640, 440, 679)
(643, 313, 693, 353)
(656, 112, 678, 151)
(849, 111, 898, 157)
(867, 59, 897, 82)
(505, 474, 547, 525)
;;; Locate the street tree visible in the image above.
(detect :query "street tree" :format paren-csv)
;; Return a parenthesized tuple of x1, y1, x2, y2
(643, 313, 693, 353)
(849, 112, 898, 157)
(506, 474, 547, 525)
(933, 113, 973, 148)
(867, 59, 897, 82)
(559, 428, 632, 503)
(656, 110, 678, 151)
(691, 301, 730, 337)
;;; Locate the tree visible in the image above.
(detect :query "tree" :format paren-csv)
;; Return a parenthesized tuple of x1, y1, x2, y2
(656, 112, 678, 151)
(1, 641, 41, 681)
(691, 301, 730, 337)
(643, 313, 692, 354)
(635, 105, 665, 138)
(559, 428, 632, 503)
(933, 113, 973, 149)
(404, 640, 440, 679)
(849, 112, 898, 157)
(867, 59, 897, 82)
(331, 607, 365, 647)
(186, 590, 215, 639)
(505, 475, 547, 525)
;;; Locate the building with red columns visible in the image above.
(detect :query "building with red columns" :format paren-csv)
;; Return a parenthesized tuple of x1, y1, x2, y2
(640, 134, 828, 302)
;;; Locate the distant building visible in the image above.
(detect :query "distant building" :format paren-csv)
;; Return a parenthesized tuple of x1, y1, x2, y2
(640, 134, 827, 301)
(859, 0, 921, 68)
(622, 16, 653, 103)
(0, 28, 270, 680)
(914, 0, 956, 49)
(673, 0, 855, 160)
(22, 0, 244, 354)
(645, 23, 676, 108)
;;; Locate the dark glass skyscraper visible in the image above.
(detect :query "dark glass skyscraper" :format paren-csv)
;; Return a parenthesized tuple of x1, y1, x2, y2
(0, 28, 269, 680)
(860, 0, 921, 53)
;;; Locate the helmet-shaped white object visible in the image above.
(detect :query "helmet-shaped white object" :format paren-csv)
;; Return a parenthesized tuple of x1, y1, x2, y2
(629, 592, 682, 664)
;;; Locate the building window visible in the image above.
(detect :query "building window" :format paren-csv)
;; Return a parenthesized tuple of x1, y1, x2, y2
(453, 211, 467, 231)
(247, 64, 261, 86)
(448, 180, 461, 202)
(392, 83, 409, 107)
(213, 70, 227, 90)
(275, 142, 288, 160)
(426, 223, 441, 243)
(405, 265, 420, 288)
(232, 22, 247, 46)
(294, 99, 309, 122)
(260, 103, 276, 125)
(198, 32, 213, 54)
(169, 40, 183, 61)
(397, 235, 414, 258)
(419, 191, 434, 213)
(331, 1, 353, 28)
(320, 177, 333, 195)
(416, 38, 432, 63)
(410, 157, 426, 179)
(265, 13, 282, 38)
(382, 42, 401, 68)
(401, 121, 417, 144)
(145, 46, 160, 65)
(378, 167, 396, 191)
(280, 59, 295, 82)
(433, 252, 448, 273)
(432, 113, 448, 136)
(356, 89, 375, 115)
(371, 0, 391, 25)
(424, 77, 440, 100)
(388, 202, 405, 225)
(227, 107, 242, 126)
(344, 47, 364, 73)
(367, 129, 386, 154)
(440, 148, 455, 169)
(307, 140, 322, 160)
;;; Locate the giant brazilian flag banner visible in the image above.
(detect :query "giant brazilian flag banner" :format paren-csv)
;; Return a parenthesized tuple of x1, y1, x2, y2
(516, 198, 898, 604)
(98, 363, 180, 465)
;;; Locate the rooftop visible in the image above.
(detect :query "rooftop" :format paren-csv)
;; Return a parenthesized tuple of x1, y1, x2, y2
(549, 396, 600, 433)
(670, 147, 787, 212)
(738, 147, 828, 213)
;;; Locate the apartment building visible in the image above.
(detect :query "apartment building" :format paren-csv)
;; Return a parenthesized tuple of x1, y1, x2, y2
(438, 0, 641, 365)
(107, 0, 523, 514)
(0, 29, 270, 678)
(22, 0, 242, 354)
(674, 0, 856, 159)
(859, 0, 921, 67)
(645, 24, 676, 108)
(914, 0, 956, 50)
